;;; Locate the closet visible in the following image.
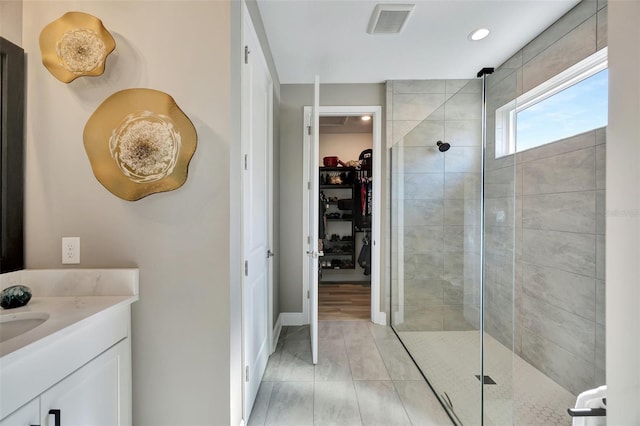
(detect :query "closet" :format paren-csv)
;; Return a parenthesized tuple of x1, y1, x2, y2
(317, 115, 373, 319)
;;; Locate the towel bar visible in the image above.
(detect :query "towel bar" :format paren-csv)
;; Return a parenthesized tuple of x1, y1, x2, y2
(567, 408, 606, 417)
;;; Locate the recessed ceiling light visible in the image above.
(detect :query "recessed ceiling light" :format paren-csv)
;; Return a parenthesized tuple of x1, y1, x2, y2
(469, 28, 490, 41)
(361, 115, 371, 121)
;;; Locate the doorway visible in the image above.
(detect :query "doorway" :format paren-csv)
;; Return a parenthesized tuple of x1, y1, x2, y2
(302, 106, 383, 326)
(318, 114, 374, 320)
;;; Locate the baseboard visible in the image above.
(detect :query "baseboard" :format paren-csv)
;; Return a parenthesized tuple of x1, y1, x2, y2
(373, 311, 387, 325)
(280, 311, 384, 325)
(272, 314, 283, 352)
(280, 312, 305, 326)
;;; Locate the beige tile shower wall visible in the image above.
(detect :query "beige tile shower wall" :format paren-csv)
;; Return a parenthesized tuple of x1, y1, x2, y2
(517, 129, 606, 395)
(484, 0, 607, 395)
(387, 79, 482, 332)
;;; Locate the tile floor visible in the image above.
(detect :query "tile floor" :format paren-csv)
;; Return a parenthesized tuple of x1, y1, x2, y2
(248, 321, 453, 426)
(398, 331, 576, 426)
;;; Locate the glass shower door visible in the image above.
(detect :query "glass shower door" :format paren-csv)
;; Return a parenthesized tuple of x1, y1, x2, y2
(390, 78, 484, 425)
(390, 55, 604, 425)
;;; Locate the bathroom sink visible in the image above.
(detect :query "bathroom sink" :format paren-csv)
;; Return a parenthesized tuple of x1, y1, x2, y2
(0, 312, 50, 343)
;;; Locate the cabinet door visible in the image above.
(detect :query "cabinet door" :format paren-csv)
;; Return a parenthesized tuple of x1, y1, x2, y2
(0, 399, 39, 426)
(40, 340, 129, 426)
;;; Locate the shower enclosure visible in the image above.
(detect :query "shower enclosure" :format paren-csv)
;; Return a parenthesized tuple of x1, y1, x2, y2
(390, 60, 606, 424)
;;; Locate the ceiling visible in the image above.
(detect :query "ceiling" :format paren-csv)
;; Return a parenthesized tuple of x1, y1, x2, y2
(256, 0, 581, 84)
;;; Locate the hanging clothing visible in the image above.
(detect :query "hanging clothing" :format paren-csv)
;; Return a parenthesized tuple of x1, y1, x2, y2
(366, 179, 372, 216)
(360, 179, 366, 217)
(319, 191, 328, 240)
(358, 234, 371, 276)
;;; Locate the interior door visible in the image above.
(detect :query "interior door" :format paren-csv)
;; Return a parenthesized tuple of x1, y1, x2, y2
(242, 7, 272, 419)
(307, 76, 320, 364)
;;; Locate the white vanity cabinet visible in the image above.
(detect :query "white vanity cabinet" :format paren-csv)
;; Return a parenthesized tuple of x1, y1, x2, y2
(1, 337, 129, 426)
(0, 269, 138, 426)
(38, 338, 130, 426)
(0, 400, 38, 426)
(0, 301, 135, 426)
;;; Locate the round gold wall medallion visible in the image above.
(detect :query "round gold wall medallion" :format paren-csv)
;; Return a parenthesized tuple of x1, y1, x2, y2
(40, 11, 115, 83)
(84, 89, 197, 201)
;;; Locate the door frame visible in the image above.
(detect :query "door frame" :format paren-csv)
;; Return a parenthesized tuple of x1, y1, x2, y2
(240, 3, 274, 421)
(302, 105, 384, 325)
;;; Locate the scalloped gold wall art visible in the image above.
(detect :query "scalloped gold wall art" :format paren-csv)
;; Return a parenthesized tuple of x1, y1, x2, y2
(84, 89, 197, 201)
(39, 11, 115, 83)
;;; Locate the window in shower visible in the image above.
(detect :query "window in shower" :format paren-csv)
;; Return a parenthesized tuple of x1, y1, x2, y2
(495, 47, 608, 157)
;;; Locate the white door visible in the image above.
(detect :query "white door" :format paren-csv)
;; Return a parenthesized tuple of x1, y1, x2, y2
(242, 7, 273, 420)
(307, 76, 320, 364)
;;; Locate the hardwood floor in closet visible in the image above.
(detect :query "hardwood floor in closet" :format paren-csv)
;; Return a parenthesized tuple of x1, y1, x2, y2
(318, 283, 371, 320)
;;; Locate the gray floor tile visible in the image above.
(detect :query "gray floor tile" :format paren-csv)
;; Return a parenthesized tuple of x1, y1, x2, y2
(319, 321, 345, 340)
(278, 340, 314, 381)
(284, 338, 311, 352)
(345, 336, 391, 380)
(316, 338, 352, 381)
(256, 321, 451, 426)
(341, 321, 373, 340)
(285, 325, 311, 341)
(265, 382, 314, 426)
(394, 380, 453, 425)
(354, 381, 412, 426)
(248, 381, 274, 426)
(376, 339, 423, 380)
(368, 323, 398, 341)
(262, 346, 282, 382)
(314, 381, 362, 426)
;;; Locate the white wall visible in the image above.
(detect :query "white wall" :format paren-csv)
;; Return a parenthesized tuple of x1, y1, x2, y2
(0, 0, 22, 45)
(23, 2, 237, 424)
(319, 133, 372, 162)
(607, 1, 640, 423)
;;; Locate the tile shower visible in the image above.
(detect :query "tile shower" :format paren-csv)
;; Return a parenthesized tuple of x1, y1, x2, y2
(388, 1, 607, 424)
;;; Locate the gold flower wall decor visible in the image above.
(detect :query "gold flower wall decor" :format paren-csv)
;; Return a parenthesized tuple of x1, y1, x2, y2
(39, 11, 115, 83)
(84, 89, 197, 201)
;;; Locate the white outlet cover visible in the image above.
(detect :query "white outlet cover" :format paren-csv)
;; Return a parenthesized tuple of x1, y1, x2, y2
(62, 237, 80, 264)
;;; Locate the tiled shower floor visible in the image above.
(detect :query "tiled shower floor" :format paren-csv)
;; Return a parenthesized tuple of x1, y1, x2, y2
(397, 331, 577, 426)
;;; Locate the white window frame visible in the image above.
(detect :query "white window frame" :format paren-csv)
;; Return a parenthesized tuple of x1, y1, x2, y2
(495, 47, 608, 158)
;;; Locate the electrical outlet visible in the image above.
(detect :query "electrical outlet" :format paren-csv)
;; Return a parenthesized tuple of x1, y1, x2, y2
(62, 237, 80, 264)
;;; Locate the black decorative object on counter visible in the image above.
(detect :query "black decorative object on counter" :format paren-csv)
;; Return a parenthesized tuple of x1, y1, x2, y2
(0, 285, 32, 309)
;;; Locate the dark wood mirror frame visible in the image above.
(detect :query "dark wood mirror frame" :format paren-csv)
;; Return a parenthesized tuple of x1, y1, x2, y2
(1, 37, 25, 273)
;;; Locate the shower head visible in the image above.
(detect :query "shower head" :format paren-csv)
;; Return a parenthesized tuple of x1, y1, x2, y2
(436, 141, 450, 152)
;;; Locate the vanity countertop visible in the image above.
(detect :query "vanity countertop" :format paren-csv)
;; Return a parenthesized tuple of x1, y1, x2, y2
(0, 269, 139, 418)
(0, 269, 139, 359)
(1, 294, 137, 358)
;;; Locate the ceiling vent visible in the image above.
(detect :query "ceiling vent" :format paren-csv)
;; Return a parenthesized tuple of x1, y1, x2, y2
(367, 4, 415, 34)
